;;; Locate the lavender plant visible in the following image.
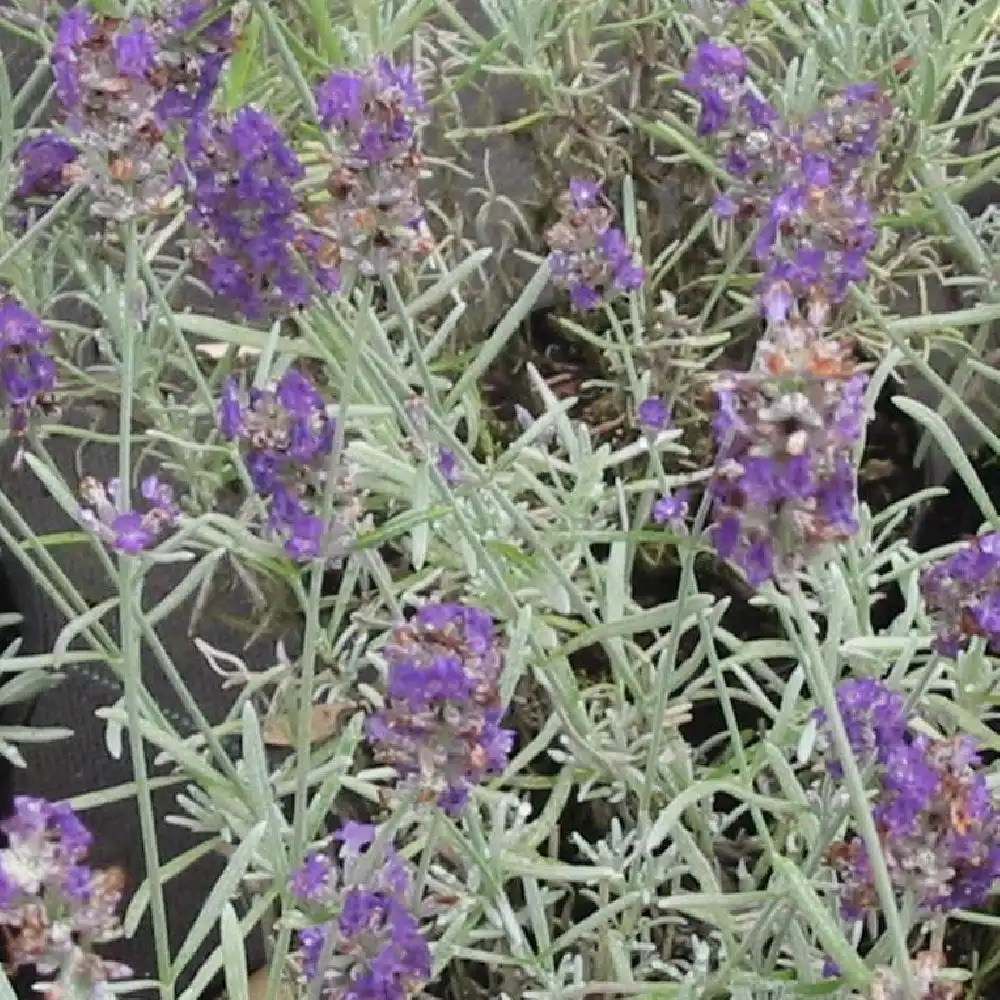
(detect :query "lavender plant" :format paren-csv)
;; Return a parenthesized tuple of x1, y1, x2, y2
(0, 2, 1000, 1000)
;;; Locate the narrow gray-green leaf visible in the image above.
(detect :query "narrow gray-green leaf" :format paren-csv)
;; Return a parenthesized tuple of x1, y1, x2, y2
(770, 855, 871, 987)
(892, 395, 999, 527)
(171, 822, 266, 978)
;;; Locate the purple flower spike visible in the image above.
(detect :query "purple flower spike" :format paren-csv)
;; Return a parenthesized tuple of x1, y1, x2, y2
(46, 4, 235, 220)
(546, 179, 645, 311)
(709, 335, 869, 588)
(219, 372, 358, 563)
(290, 824, 431, 999)
(311, 56, 432, 279)
(185, 108, 338, 318)
(0, 797, 129, 994)
(0, 300, 57, 435)
(921, 532, 1000, 656)
(365, 602, 514, 812)
(813, 677, 909, 776)
(688, 57, 891, 324)
(819, 686, 1000, 918)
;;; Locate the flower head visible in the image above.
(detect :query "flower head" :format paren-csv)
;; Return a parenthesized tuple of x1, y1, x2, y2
(546, 179, 645, 311)
(220, 372, 359, 562)
(709, 334, 869, 587)
(78, 474, 178, 554)
(310, 57, 432, 279)
(813, 676, 909, 775)
(366, 602, 514, 812)
(0, 300, 58, 435)
(184, 108, 340, 318)
(48, 3, 235, 219)
(0, 797, 128, 993)
(290, 824, 431, 1000)
(692, 66, 892, 324)
(920, 532, 1000, 656)
(819, 681, 1000, 917)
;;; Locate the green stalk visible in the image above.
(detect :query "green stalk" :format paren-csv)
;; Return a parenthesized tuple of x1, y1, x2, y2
(265, 273, 371, 1000)
(118, 222, 173, 1000)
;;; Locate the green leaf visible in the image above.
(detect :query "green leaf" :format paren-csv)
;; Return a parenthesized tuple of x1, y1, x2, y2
(240, 702, 288, 866)
(305, 0, 342, 62)
(0, 969, 19, 1000)
(409, 461, 431, 571)
(892, 395, 1000, 527)
(770, 855, 872, 988)
(68, 775, 184, 811)
(224, 13, 263, 111)
(644, 780, 803, 854)
(145, 549, 225, 626)
(171, 822, 267, 979)
(52, 597, 117, 670)
(0, 670, 62, 709)
(124, 838, 222, 937)
(221, 904, 249, 1000)
(174, 313, 318, 358)
(178, 892, 277, 1000)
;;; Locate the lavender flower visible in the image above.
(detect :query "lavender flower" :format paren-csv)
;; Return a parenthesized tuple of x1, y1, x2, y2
(545, 179, 645, 311)
(652, 491, 689, 528)
(310, 57, 432, 279)
(185, 109, 319, 315)
(78, 474, 178, 554)
(682, 41, 762, 137)
(0, 797, 129, 995)
(813, 676, 909, 774)
(316, 59, 424, 165)
(693, 65, 886, 586)
(0, 300, 58, 436)
(47, 3, 235, 219)
(709, 332, 869, 587)
(366, 602, 514, 812)
(219, 372, 359, 562)
(920, 532, 1000, 656)
(437, 446, 460, 487)
(818, 680, 1000, 917)
(15, 133, 80, 200)
(688, 49, 892, 323)
(184, 108, 340, 318)
(637, 396, 670, 433)
(290, 822, 431, 1000)
(869, 951, 962, 1000)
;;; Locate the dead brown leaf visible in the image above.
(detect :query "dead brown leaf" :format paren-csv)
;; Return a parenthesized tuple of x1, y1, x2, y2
(262, 702, 353, 748)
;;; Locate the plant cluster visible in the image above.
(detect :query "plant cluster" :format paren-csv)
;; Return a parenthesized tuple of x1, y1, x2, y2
(1, 1, 1000, 1000)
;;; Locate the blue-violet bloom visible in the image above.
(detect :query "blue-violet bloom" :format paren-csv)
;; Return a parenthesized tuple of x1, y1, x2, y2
(546, 179, 645, 311)
(366, 602, 514, 812)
